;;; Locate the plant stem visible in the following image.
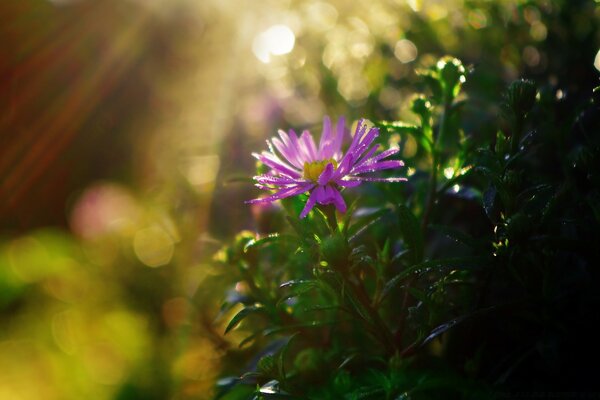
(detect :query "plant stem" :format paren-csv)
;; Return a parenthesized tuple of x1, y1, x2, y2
(402, 98, 449, 350)
(346, 275, 397, 354)
(510, 114, 524, 155)
(422, 98, 451, 232)
(421, 151, 439, 231)
(322, 204, 339, 233)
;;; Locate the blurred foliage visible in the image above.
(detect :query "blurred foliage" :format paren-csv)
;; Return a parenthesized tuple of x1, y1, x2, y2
(1, 0, 600, 399)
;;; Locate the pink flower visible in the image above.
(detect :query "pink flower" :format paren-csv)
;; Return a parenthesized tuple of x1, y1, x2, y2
(247, 116, 406, 218)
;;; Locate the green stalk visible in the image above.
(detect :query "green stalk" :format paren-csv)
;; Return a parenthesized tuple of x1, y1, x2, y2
(421, 100, 449, 232)
(345, 274, 397, 355)
(321, 204, 339, 233)
(510, 113, 525, 155)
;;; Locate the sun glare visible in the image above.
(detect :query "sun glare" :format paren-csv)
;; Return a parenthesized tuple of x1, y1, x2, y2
(252, 24, 295, 63)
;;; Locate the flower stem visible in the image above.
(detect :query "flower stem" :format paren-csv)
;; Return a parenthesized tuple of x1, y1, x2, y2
(344, 275, 397, 354)
(321, 205, 339, 233)
(421, 150, 439, 232)
(422, 100, 449, 232)
(510, 114, 525, 155)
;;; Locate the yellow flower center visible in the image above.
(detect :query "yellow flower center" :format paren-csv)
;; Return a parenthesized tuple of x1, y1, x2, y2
(303, 158, 337, 181)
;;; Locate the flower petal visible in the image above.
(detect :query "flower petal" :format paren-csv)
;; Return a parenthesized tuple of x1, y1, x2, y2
(355, 144, 380, 167)
(273, 135, 303, 169)
(345, 176, 408, 182)
(337, 179, 362, 187)
(351, 160, 404, 174)
(246, 184, 314, 204)
(255, 174, 308, 185)
(299, 187, 320, 218)
(365, 148, 400, 164)
(300, 130, 318, 161)
(277, 130, 302, 167)
(317, 162, 335, 185)
(332, 116, 346, 159)
(327, 187, 346, 213)
(253, 152, 301, 178)
(345, 119, 367, 158)
(318, 116, 333, 158)
(355, 145, 400, 168)
(332, 153, 354, 179)
(351, 127, 379, 160)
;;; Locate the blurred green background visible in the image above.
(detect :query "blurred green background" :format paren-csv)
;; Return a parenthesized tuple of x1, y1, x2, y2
(1, 0, 598, 399)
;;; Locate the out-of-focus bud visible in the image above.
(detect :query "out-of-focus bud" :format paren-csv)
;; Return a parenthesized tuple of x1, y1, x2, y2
(293, 348, 323, 375)
(507, 79, 537, 116)
(437, 57, 466, 101)
(411, 95, 432, 122)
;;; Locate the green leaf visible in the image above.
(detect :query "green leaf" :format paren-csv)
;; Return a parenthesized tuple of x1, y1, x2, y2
(238, 332, 262, 348)
(407, 287, 434, 307)
(431, 224, 483, 249)
(262, 320, 341, 336)
(277, 280, 319, 305)
(341, 200, 359, 237)
(390, 248, 410, 264)
(420, 305, 499, 348)
(277, 333, 299, 384)
(311, 207, 334, 236)
(381, 256, 489, 301)
(243, 234, 281, 253)
(348, 208, 391, 242)
(380, 121, 432, 153)
(483, 185, 498, 223)
(225, 305, 266, 334)
(257, 380, 296, 398)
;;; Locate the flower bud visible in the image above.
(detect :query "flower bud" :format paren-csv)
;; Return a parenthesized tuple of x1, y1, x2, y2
(437, 57, 466, 100)
(411, 95, 432, 122)
(507, 79, 537, 116)
(293, 348, 323, 375)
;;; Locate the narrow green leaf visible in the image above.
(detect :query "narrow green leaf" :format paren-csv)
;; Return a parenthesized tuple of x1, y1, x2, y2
(263, 320, 341, 336)
(390, 248, 410, 264)
(243, 234, 280, 253)
(348, 208, 391, 242)
(483, 185, 498, 223)
(379, 121, 433, 153)
(407, 287, 434, 307)
(277, 333, 299, 384)
(431, 224, 483, 249)
(239, 332, 261, 348)
(225, 305, 265, 334)
(277, 280, 319, 305)
(381, 256, 489, 300)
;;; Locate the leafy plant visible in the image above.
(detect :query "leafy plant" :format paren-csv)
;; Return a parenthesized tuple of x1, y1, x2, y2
(212, 49, 600, 398)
